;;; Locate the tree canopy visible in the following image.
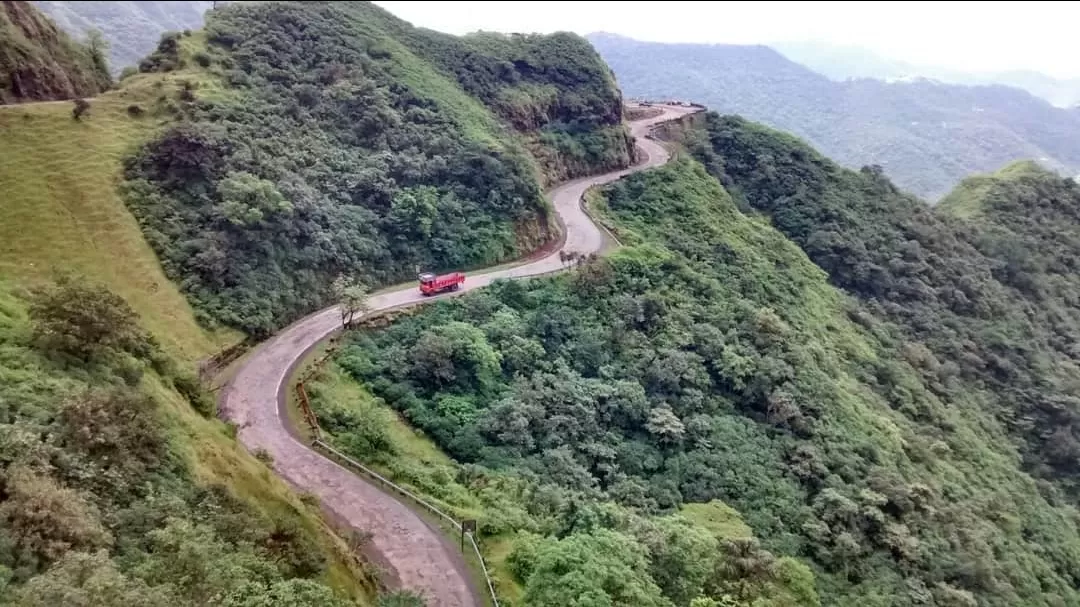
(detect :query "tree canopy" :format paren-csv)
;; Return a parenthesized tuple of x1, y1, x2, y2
(323, 155, 1080, 606)
(121, 1, 633, 338)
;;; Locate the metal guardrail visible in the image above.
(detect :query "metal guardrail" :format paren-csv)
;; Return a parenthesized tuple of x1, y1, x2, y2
(579, 186, 624, 248)
(313, 439, 500, 607)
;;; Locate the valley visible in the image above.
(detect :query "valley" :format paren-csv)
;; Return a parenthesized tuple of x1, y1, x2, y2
(589, 32, 1080, 201)
(3, 2, 1080, 607)
(223, 103, 698, 607)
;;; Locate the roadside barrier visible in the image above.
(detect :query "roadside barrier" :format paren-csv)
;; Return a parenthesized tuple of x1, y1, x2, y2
(312, 438, 501, 607)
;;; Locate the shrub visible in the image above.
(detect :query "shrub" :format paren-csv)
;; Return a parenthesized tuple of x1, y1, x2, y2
(0, 467, 112, 565)
(377, 591, 426, 607)
(29, 275, 151, 362)
(71, 98, 90, 121)
(254, 449, 274, 465)
(58, 387, 166, 478)
(178, 80, 197, 102)
(173, 372, 215, 417)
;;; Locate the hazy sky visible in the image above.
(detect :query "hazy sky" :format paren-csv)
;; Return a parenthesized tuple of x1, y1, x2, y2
(374, 1, 1080, 79)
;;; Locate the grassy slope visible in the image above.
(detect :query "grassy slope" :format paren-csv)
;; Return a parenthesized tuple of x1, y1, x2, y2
(305, 363, 525, 601)
(937, 159, 1048, 219)
(0, 37, 238, 362)
(0, 34, 377, 604)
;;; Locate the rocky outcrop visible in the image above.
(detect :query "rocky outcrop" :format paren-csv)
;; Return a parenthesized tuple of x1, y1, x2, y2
(1, 0, 110, 104)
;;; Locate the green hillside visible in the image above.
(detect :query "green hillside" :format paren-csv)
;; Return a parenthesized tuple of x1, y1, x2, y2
(674, 112, 1080, 603)
(0, 0, 110, 103)
(314, 160, 835, 607)
(122, 1, 634, 338)
(315, 121, 1080, 606)
(0, 2, 645, 605)
(0, 60, 236, 361)
(0, 23, 386, 607)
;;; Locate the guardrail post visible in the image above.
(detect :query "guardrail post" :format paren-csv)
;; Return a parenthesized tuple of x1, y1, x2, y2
(295, 382, 322, 441)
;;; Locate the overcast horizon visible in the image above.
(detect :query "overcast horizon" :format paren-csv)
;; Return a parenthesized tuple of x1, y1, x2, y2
(373, 1, 1080, 80)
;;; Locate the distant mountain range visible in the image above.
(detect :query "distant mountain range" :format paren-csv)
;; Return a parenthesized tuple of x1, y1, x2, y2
(32, 1, 213, 74)
(588, 32, 1080, 200)
(773, 41, 1080, 109)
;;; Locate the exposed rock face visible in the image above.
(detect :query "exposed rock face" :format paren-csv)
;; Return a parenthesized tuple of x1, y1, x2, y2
(1, 0, 110, 104)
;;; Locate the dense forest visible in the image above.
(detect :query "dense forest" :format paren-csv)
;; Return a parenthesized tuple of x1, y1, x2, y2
(588, 33, 1080, 200)
(122, 1, 633, 338)
(316, 135, 1080, 604)
(686, 113, 1080, 499)
(0, 0, 111, 103)
(9, 1, 1080, 606)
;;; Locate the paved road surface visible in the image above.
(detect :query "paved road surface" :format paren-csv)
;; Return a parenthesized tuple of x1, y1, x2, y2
(219, 104, 699, 607)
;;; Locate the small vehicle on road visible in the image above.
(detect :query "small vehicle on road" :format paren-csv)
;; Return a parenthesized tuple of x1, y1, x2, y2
(418, 271, 465, 296)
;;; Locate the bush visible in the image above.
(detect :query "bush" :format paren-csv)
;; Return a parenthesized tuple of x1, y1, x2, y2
(254, 449, 274, 465)
(377, 591, 426, 607)
(194, 52, 212, 68)
(139, 32, 182, 73)
(71, 98, 90, 121)
(178, 80, 197, 102)
(58, 387, 166, 478)
(127, 104, 145, 117)
(173, 372, 215, 417)
(0, 467, 112, 565)
(29, 275, 151, 362)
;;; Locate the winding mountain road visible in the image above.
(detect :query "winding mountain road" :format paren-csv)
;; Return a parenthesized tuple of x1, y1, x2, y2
(219, 104, 699, 607)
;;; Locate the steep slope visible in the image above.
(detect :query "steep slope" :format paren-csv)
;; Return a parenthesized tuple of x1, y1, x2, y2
(320, 152, 1080, 606)
(0, 0, 110, 103)
(0, 68, 235, 360)
(589, 33, 1080, 200)
(0, 11, 386, 607)
(669, 111, 1080, 603)
(0, 277, 380, 606)
(315, 115, 1080, 606)
(123, 1, 634, 339)
(32, 0, 213, 75)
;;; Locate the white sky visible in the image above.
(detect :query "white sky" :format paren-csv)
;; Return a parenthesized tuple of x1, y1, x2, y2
(374, 1, 1080, 79)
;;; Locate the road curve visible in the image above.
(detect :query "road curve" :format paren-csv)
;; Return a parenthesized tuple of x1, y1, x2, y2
(219, 104, 699, 607)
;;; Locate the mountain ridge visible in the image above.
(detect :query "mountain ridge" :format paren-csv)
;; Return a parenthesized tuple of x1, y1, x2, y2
(772, 39, 1080, 108)
(588, 32, 1080, 200)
